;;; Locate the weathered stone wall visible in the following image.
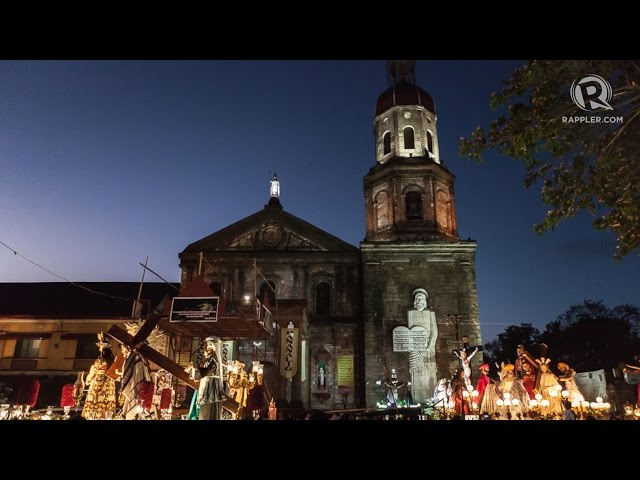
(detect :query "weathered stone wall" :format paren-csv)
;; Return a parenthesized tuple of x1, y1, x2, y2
(362, 241, 481, 407)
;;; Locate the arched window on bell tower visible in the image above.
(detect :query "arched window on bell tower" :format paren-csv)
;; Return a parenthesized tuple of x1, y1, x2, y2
(427, 131, 434, 155)
(315, 281, 331, 315)
(383, 131, 391, 155)
(405, 191, 423, 221)
(403, 126, 415, 150)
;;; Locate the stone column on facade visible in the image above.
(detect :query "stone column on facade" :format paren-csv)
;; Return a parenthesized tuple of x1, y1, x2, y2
(232, 267, 240, 302)
(428, 175, 436, 227)
(449, 186, 458, 236)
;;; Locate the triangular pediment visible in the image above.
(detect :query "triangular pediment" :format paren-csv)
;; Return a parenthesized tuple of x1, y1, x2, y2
(182, 201, 357, 255)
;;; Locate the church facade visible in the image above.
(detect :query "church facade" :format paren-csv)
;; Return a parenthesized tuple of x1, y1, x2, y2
(177, 61, 482, 410)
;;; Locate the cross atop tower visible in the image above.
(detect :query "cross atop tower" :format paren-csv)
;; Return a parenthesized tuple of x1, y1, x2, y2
(387, 60, 416, 86)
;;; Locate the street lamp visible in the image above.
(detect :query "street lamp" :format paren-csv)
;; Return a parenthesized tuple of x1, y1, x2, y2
(461, 384, 479, 419)
(527, 393, 543, 419)
(589, 396, 611, 418)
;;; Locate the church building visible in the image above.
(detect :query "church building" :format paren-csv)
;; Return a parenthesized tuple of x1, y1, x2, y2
(175, 60, 482, 410)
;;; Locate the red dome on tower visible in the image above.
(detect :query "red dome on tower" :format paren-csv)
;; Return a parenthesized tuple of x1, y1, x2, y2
(376, 82, 436, 116)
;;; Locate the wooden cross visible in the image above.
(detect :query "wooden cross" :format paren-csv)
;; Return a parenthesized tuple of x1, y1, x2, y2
(106, 313, 240, 414)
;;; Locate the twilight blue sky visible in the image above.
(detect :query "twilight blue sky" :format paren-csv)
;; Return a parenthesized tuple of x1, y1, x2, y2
(0, 60, 638, 342)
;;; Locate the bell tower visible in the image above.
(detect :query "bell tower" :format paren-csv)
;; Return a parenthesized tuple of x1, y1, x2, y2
(361, 61, 482, 408)
(375, 60, 441, 164)
(365, 60, 458, 242)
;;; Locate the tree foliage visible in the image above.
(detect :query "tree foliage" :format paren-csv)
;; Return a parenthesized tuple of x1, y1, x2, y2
(484, 300, 640, 372)
(483, 323, 540, 365)
(539, 300, 640, 371)
(460, 60, 640, 259)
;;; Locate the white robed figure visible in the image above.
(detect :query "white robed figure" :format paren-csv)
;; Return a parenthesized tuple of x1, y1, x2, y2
(407, 289, 438, 403)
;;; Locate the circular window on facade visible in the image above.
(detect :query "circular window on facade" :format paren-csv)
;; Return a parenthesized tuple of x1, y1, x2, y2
(261, 223, 284, 247)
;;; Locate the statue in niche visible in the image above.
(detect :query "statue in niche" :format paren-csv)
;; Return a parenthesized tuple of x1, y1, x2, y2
(318, 365, 326, 390)
(407, 288, 438, 403)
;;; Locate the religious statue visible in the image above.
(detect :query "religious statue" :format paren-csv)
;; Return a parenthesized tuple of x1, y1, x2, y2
(520, 360, 537, 399)
(153, 369, 174, 418)
(384, 368, 407, 407)
(119, 321, 164, 419)
(557, 362, 584, 403)
(407, 288, 438, 403)
(81, 332, 117, 419)
(433, 378, 450, 406)
(475, 363, 491, 406)
(535, 357, 563, 417)
(119, 343, 152, 419)
(318, 366, 326, 390)
(195, 336, 223, 420)
(495, 363, 529, 419)
(454, 346, 479, 388)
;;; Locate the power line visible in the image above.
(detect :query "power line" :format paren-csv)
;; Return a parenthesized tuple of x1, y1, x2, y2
(138, 263, 180, 291)
(1, 239, 140, 303)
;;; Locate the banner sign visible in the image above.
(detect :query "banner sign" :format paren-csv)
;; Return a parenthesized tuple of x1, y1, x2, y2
(221, 341, 234, 366)
(170, 297, 219, 322)
(280, 327, 299, 378)
(337, 348, 354, 393)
